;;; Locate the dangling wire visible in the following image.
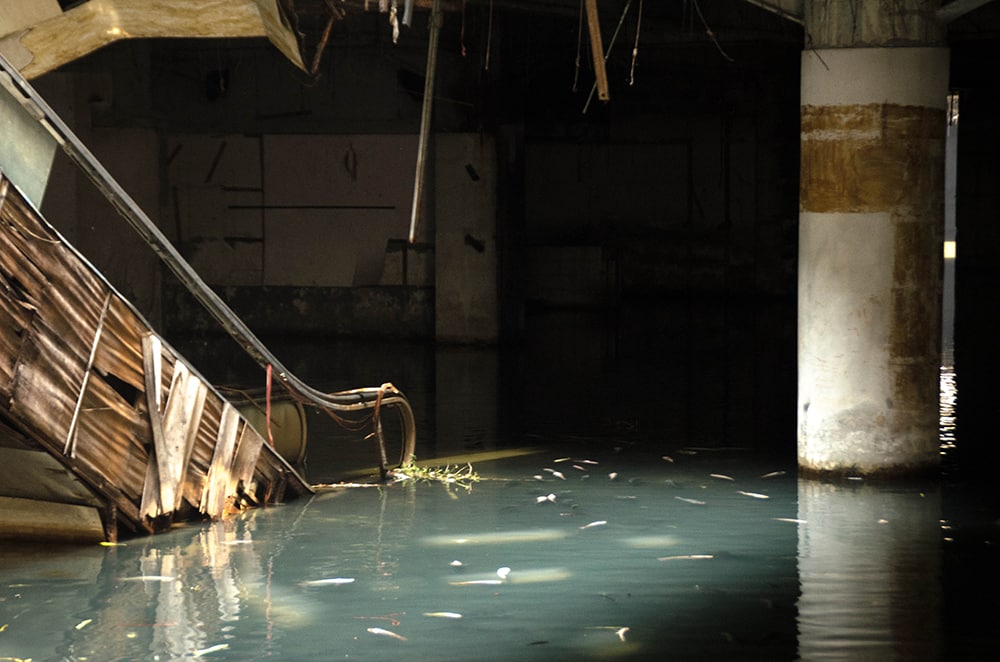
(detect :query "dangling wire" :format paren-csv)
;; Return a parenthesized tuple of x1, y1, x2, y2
(461, 0, 467, 57)
(629, 0, 643, 86)
(573, 0, 584, 92)
(485, 0, 494, 71)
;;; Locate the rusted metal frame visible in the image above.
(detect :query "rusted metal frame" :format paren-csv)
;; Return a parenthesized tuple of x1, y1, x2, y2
(408, 0, 443, 244)
(0, 52, 414, 476)
(63, 291, 112, 458)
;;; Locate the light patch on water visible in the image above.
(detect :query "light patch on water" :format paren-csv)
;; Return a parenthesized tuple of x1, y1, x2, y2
(421, 528, 568, 545)
(620, 535, 679, 549)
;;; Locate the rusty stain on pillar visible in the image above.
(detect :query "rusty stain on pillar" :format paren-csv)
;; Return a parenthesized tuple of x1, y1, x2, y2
(798, 0, 948, 477)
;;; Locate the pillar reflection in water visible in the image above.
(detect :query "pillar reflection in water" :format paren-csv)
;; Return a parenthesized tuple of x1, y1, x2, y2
(796, 479, 942, 659)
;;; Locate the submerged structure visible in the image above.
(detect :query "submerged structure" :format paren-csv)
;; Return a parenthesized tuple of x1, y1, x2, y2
(0, 50, 415, 544)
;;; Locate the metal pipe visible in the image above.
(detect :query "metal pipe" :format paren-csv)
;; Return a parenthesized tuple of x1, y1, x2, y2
(408, 0, 443, 244)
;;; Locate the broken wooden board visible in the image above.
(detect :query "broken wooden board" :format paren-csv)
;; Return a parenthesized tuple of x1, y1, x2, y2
(0, 170, 312, 542)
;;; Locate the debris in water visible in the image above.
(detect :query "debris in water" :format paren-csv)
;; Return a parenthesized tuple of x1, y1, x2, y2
(496, 566, 511, 580)
(535, 493, 557, 504)
(657, 554, 714, 561)
(119, 576, 175, 582)
(75, 618, 92, 630)
(300, 577, 355, 587)
(194, 643, 230, 657)
(367, 627, 407, 641)
(608, 472, 619, 480)
(449, 560, 463, 567)
(579, 520, 608, 530)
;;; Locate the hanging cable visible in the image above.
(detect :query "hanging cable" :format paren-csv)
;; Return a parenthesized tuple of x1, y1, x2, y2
(573, 0, 584, 92)
(629, 0, 643, 86)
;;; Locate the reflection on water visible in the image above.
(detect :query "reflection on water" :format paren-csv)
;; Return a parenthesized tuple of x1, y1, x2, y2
(1, 448, 992, 661)
(1, 307, 996, 660)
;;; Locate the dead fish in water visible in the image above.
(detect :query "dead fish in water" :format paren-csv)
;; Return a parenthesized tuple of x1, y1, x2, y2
(300, 577, 355, 587)
(554, 457, 572, 463)
(423, 611, 463, 619)
(579, 520, 608, 530)
(736, 490, 769, 499)
(617, 627, 630, 642)
(657, 554, 714, 561)
(772, 517, 807, 524)
(535, 493, 557, 504)
(194, 643, 230, 657)
(760, 470, 786, 479)
(578, 459, 599, 465)
(367, 627, 407, 641)
(709, 473, 735, 481)
(119, 575, 175, 582)
(572, 465, 587, 472)
(674, 496, 706, 505)
(662, 455, 675, 463)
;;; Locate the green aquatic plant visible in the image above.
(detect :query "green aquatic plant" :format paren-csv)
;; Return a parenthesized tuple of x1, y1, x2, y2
(390, 461, 481, 491)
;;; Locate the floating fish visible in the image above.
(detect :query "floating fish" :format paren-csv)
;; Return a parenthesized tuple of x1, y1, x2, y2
(760, 470, 786, 479)
(578, 459, 599, 465)
(616, 626, 630, 642)
(662, 455, 675, 463)
(535, 493, 556, 504)
(579, 520, 608, 530)
(450, 579, 503, 586)
(657, 554, 714, 561)
(553, 457, 571, 463)
(423, 611, 463, 619)
(449, 560, 463, 567)
(367, 627, 407, 641)
(674, 496, 706, 505)
(194, 643, 230, 657)
(300, 577, 355, 587)
(772, 517, 807, 524)
(736, 490, 770, 499)
(496, 566, 511, 579)
(709, 473, 734, 481)
(572, 465, 587, 471)
(119, 575, 175, 582)
(75, 619, 92, 630)
(551, 471, 566, 480)
(608, 472, 619, 480)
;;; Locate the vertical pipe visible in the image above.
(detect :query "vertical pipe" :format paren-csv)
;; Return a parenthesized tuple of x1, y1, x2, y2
(408, 0, 442, 244)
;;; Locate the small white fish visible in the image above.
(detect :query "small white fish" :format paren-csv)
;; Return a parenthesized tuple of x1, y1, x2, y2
(423, 611, 463, 619)
(736, 490, 770, 499)
(367, 627, 407, 641)
(449, 560, 463, 567)
(120, 575, 175, 582)
(662, 455, 675, 463)
(674, 496, 706, 505)
(572, 464, 587, 471)
(450, 579, 502, 586)
(75, 619, 92, 630)
(579, 520, 608, 530)
(772, 517, 807, 524)
(194, 643, 230, 657)
(709, 473, 735, 481)
(553, 457, 571, 463)
(551, 471, 566, 480)
(616, 626, 630, 642)
(533, 474, 545, 481)
(657, 554, 714, 561)
(608, 472, 619, 480)
(760, 470, 786, 479)
(300, 577, 355, 587)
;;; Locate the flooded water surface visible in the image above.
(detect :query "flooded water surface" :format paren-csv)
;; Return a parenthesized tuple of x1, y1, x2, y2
(1, 307, 997, 660)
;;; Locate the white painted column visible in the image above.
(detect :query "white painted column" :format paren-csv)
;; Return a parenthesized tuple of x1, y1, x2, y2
(798, 48, 948, 475)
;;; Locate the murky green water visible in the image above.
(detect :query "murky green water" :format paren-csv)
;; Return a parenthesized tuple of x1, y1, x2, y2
(1, 443, 994, 661)
(2, 308, 998, 660)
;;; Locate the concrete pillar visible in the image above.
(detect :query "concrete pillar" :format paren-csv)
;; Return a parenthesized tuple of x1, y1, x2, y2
(798, 1, 948, 476)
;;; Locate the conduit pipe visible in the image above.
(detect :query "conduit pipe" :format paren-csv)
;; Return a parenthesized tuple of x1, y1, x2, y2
(408, 0, 443, 244)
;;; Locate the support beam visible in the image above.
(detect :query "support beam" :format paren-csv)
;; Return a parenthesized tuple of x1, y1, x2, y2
(797, 46, 948, 476)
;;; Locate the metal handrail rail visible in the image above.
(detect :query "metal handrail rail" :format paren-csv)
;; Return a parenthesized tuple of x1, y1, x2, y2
(0, 53, 416, 477)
